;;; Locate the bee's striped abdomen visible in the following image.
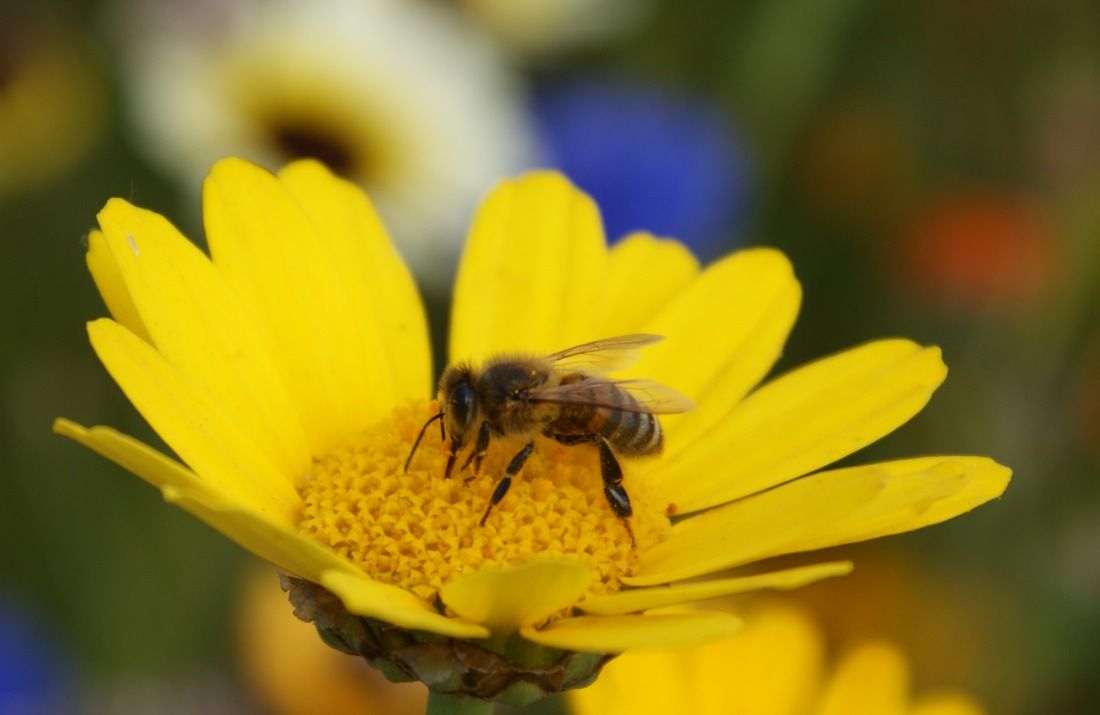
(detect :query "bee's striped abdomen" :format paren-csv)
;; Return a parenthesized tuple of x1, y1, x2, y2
(547, 376, 665, 457)
(595, 387, 663, 457)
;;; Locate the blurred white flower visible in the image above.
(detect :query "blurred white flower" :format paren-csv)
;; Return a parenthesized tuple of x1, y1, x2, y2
(116, 0, 534, 284)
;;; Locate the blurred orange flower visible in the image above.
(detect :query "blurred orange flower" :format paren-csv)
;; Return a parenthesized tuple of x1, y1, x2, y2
(897, 192, 1056, 312)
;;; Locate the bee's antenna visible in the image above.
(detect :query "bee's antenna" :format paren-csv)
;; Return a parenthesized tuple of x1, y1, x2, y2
(404, 411, 444, 472)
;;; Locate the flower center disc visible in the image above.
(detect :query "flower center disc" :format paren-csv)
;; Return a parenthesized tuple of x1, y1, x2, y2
(297, 401, 670, 601)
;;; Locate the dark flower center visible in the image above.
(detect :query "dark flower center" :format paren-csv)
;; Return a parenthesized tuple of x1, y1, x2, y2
(269, 119, 359, 176)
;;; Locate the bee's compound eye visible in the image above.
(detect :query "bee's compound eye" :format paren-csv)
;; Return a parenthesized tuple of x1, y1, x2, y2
(449, 382, 477, 434)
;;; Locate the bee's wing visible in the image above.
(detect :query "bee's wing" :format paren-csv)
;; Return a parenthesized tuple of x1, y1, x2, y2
(528, 377, 695, 415)
(547, 334, 665, 374)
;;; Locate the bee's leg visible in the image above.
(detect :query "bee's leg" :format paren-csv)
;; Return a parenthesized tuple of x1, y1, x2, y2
(480, 440, 535, 526)
(596, 439, 635, 548)
(548, 433, 635, 546)
(443, 443, 459, 480)
(461, 421, 491, 480)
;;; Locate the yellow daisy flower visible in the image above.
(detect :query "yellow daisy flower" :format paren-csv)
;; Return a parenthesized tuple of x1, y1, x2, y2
(569, 604, 986, 715)
(56, 158, 1009, 708)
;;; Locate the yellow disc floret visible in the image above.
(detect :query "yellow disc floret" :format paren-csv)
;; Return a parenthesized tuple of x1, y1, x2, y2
(297, 401, 670, 602)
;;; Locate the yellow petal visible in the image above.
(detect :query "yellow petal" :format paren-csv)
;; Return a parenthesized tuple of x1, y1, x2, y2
(519, 611, 742, 653)
(816, 641, 909, 715)
(568, 606, 823, 715)
(203, 159, 428, 457)
(636, 456, 1008, 585)
(86, 318, 299, 516)
(791, 457, 1011, 552)
(628, 248, 801, 461)
(85, 229, 150, 342)
(910, 693, 987, 715)
(438, 558, 593, 636)
(165, 485, 355, 582)
(449, 171, 609, 363)
(591, 233, 700, 336)
(322, 570, 490, 640)
(899, 457, 1012, 534)
(54, 418, 473, 641)
(579, 562, 852, 615)
(277, 160, 431, 412)
(630, 469, 883, 585)
(204, 159, 429, 456)
(95, 198, 311, 480)
(53, 419, 348, 578)
(55, 418, 207, 497)
(654, 339, 947, 514)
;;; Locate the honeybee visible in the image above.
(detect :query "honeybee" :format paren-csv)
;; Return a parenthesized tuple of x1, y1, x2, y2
(404, 334, 694, 540)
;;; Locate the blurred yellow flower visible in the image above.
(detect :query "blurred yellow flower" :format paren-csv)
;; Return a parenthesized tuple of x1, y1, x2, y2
(117, 0, 532, 282)
(56, 158, 1008, 703)
(569, 605, 986, 715)
(0, 18, 105, 194)
(456, 0, 651, 57)
(791, 545, 1005, 692)
(238, 568, 426, 715)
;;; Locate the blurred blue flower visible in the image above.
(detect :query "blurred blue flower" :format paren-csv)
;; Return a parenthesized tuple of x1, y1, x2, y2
(0, 597, 71, 714)
(532, 77, 751, 259)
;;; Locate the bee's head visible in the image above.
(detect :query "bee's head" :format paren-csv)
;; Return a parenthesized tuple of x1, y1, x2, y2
(439, 364, 478, 452)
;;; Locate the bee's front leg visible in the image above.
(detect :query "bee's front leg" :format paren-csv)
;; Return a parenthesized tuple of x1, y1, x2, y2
(480, 440, 535, 526)
(461, 420, 492, 480)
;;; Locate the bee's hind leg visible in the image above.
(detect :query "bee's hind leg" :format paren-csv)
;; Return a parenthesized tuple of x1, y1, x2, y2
(549, 433, 635, 547)
(480, 440, 534, 526)
(596, 439, 635, 547)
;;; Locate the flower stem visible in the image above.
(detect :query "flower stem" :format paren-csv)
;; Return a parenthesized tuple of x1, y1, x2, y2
(425, 691, 494, 715)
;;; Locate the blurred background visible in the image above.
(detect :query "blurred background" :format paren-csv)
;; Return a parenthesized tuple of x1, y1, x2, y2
(1, 0, 1097, 713)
